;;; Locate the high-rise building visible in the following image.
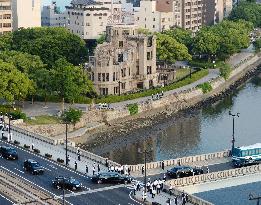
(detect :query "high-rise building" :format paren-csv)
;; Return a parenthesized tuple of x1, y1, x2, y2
(42, 1, 67, 27)
(12, 0, 41, 31)
(66, 0, 124, 40)
(0, 0, 12, 35)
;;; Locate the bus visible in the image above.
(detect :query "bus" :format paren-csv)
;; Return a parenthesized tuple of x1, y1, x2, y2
(232, 143, 261, 167)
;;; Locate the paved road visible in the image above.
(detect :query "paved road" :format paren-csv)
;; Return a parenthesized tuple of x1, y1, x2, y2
(0, 140, 140, 205)
(0, 194, 13, 205)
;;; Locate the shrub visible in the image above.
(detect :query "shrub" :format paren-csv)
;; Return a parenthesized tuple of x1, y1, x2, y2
(57, 158, 64, 163)
(33, 149, 40, 154)
(24, 144, 30, 149)
(127, 103, 139, 115)
(61, 108, 83, 124)
(197, 82, 213, 93)
(45, 153, 52, 159)
(0, 105, 26, 120)
(14, 140, 20, 145)
(220, 63, 232, 80)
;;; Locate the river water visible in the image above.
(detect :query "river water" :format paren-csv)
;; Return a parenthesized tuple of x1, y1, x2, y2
(86, 73, 261, 165)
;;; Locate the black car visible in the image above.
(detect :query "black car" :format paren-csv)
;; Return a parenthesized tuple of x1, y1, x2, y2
(91, 172, 132, 184)
(0, 146, 18, 160)
(167, 166, 204, 179)
(23, 159, 44, 175)
(52, 176, 82, 190)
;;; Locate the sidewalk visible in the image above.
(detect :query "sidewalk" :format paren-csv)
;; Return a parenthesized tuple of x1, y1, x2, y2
(133, 189, 193, 205)
(2, 128, 109, 177)
(131, 158, 231, 178)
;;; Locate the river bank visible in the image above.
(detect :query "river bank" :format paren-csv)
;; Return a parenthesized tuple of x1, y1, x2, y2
(74, 54, 261, 163)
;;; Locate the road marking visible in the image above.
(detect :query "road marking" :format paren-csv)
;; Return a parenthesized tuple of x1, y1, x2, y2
(0, 140, 90, 178)
(129, 191, 143, 205)
(14, 168, 24, 174)
(62, 184, 126, 198)
(82, 185, 91, 190)
(0, 193, 14, 204)
(48, 164, 58, 170)
(0, 166, 73, 205)
(43, 166, 52, 172)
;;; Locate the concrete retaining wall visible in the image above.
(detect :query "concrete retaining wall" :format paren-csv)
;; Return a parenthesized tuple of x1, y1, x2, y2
(127, 150, 230, 172)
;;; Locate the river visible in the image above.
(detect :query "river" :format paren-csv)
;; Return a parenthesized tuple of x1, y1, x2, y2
(83, 72, 261, 165)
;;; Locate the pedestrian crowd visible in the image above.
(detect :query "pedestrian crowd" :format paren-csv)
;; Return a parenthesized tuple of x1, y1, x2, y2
(151, 91, 164, 101)
(0, 113, 12, 142)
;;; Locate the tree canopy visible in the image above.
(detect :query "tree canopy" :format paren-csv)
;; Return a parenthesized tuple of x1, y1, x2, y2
(0, 60, 34, 102)
(156, 33, 192, 64)
(229, 1, 261, 27)
(0, 27, 88, 67)
(62, 107, 83, 125)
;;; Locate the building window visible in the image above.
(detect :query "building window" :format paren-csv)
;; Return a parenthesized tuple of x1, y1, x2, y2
(147, 66, 152, 74)
(119, 41, 123, 48)
(114, 87, 118, 94)
(121, 83, 126, 90)
(106, 73, 109, 81)
(98, 73, 101, 81)
(100, 88, 108, 96)
(118, 54, 123, 62)
(113, 72, 116, 81)
(147, 52, 151, 60)
(153, 18, 155, 21)
(102, 73, 106, 82)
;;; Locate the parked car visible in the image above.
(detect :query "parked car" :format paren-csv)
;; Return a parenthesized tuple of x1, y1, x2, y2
(91, 172, 133, 184)
(167, 166, 203, 179)
(0, 146, 18, 160)
(52, 176, 82, 190)
(23, 159, 44, 175)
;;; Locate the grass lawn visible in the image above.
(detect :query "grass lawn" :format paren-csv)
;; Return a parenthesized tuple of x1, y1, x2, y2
(175, 68, 190, 79)
(25, 115, 60, 125)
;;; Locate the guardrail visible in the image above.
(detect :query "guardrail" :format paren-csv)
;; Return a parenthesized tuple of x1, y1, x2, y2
(67, 145, 121, 167)
(11, 125, 58, 145)
(166, 163, 261, 187)
(127, 150, 230, 172)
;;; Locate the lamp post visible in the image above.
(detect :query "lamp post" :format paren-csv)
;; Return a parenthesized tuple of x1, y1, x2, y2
(229, 111, 240, 155)
(65, 121, 68, 166)
(249, 193, 261, 205)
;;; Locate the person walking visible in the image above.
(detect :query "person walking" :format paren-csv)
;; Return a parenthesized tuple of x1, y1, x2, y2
(156, 183, 161, 194)
(161, 160, 165, 170)
(93, 164, 96, 175)
(105, 159, 108, 167)
(185, 194, 189, 203)
(98, 164, 100, 173)
(31, 143, 34, 150)
(163, 174, 167, 182)
(74, 161, 77, 171)
(85, 165, 88, 174)
(141, 166, 144, 175)
(207, 166, 210, 173)
(169, 185, 173, 196)
(133, 184, 136, 195)
(137, 182, 141, 191)
(77, 151, 81, 161)
(142, 190, 147, 202)
(174, 196, 178, 205)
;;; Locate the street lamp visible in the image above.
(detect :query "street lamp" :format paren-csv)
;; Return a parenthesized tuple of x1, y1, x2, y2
(138, 147, 153, 196)
(65, 121, 69, 166)
(249, 193, 261, 205)
(229, 111, 240, 155)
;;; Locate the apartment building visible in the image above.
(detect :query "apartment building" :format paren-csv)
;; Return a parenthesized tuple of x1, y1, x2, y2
(42, 1, 67, 27)
(12, 0, 41, 31)
(134, 0, 174, 32)
(89, 24, 158, 95)
(0, 0, 12, 35)
(66, 0, 124, 40)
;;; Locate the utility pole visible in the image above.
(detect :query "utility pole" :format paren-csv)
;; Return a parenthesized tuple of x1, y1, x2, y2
(65, 122, 68, 166)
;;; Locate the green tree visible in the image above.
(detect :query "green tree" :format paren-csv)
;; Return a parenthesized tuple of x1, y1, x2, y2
(51, 58, 94, 104)
(156, 33, 192, 65)
(253, 39, 261, 51)
(0, 33, 12, 51)
(229, 1, 261, 27)
(61, 107, 83, 125)
(163, 28, 193, 49)
(97, 33, 106, 44)
(192, 27, 220, 59)
(0, 60, 34, 102)
(8, 27, 88, 66)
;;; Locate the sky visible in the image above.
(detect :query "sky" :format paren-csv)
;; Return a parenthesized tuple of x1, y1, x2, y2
(42, 0, 71, 10)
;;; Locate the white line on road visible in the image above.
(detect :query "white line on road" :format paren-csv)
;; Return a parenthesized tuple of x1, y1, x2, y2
(0, 166, 73, 205)
(42, 166, 52, 172)
(14, 168, 24, 174)
(48, 164, 58, 170)
(129, 191, 143, 205)
(0, 193, 14, 204)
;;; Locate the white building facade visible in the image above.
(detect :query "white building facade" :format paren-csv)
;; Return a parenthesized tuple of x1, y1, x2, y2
(42, 1, 67, 27)
(12, 0, 41, 30)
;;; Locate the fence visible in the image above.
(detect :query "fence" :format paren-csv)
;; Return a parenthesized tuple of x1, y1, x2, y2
(166, 163, 261, 187)
(127, 150, 230, 172)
